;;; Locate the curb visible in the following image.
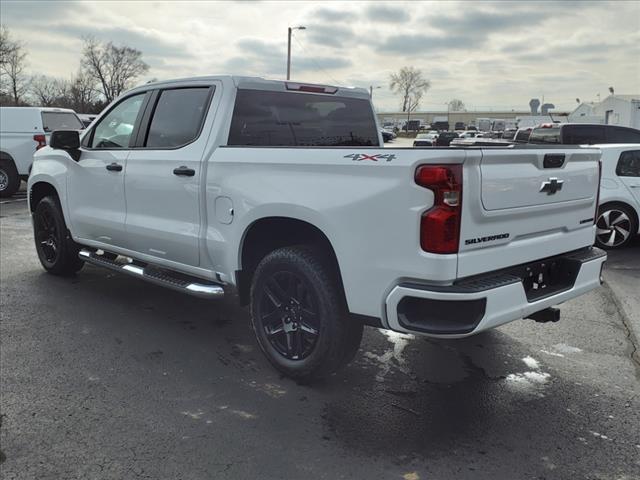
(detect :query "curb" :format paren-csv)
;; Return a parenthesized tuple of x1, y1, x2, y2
(603, 277, 640, 369)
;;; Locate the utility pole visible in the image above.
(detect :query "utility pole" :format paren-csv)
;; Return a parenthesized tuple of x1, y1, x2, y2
(369, 85, 381, 99)
(287, 26, 306, 80)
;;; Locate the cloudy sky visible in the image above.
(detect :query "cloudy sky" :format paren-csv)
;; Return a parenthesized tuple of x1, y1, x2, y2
(2, 0, 639, 112)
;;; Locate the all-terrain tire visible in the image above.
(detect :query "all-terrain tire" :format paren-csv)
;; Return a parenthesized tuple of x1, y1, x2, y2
(250, 245, 362, 381)
(33, 196, 84, 275)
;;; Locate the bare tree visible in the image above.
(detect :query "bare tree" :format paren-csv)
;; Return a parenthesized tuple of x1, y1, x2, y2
(389, 66, 430, 113)
(81, 37, 149, 103)
(448, 99, 465, 112)
(30, 75, 69, 106)
(0, 25, 15, 69)
(405, 90, 424, 129)
(3, 46, 29, 105)
(0, 25, 29, 105)
(68, 71, 99, 112)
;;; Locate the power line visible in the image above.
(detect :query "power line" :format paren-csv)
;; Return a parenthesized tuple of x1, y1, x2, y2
(291, 33, 342, 85)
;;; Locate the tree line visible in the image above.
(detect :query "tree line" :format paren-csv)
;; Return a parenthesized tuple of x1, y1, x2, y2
(0, 25, 149, 113)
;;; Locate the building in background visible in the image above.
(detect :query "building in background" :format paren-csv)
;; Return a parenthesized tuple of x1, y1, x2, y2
(569, 94, 640, 128)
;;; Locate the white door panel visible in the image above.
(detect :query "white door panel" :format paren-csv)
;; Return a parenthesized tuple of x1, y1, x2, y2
(67, 150, 128, 245)
(124, 150, 202, 265)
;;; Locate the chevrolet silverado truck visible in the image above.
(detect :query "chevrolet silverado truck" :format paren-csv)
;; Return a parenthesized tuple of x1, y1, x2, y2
(27, 76, 606, 380)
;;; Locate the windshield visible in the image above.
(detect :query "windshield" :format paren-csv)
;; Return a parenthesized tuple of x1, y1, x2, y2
(228, 89, 379, 147)
(41, 112, 83, 132)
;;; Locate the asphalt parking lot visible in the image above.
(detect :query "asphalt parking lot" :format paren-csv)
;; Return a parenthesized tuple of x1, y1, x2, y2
(1, 190, 639, 480)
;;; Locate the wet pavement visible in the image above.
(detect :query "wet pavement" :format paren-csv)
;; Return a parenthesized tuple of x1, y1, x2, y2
(1, 195, 639, 480)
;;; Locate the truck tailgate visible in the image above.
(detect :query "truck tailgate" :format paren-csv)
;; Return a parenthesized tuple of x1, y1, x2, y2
(458, 147, 600, 278)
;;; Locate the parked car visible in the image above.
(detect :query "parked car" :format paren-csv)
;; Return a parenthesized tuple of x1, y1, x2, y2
(528, 123, 640, 145)
(449, 137, 512, 147)
(0, 107, 83, 197)
(454, 122, 465, 130)
(28, 75, 606, 381)
(514, 128, 532, 143)
(413, 132, 437, 146)
(457, 130, 478, 139)
(595, 144, 640, 249)
(77, 113, 98, 128)
(434, 131, 459, 146)
(381, 130, 394, 142)
(501, 128, 518, 141)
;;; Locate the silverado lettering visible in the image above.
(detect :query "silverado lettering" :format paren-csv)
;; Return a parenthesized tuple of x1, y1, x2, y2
(465, 233, 510, 245)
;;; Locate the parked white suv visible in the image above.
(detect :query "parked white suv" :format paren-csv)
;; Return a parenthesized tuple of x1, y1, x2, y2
(28, 76, 607, 380)
(595, 144, 640, 248)
(0, 107, 83, 196)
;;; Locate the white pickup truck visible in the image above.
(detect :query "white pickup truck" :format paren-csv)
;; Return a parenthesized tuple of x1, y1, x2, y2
(27, 76, 606, 380)
(0, 107, 84, 196)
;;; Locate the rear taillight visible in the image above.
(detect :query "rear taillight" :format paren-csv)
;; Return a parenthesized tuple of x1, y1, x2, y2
(415, 164, 463, 254)
(34, 134, 47, 150)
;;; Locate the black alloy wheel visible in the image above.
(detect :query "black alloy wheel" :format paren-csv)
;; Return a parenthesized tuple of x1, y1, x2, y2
(257, 270, 320, 361)
(35, 200, 60, 265)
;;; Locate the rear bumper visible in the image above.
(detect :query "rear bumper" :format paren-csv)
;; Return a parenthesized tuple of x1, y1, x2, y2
(384, 247, 607, 338)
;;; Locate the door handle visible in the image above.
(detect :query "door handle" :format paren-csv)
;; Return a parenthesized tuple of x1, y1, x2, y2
(173, 166, 196, 177)
(106, 162, 123, 172)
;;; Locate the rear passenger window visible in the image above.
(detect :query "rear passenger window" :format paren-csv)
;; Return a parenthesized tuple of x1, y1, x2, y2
(563, 125, 605, 144)
(616, 150, 640, 177)
(607, 127, 640, 143)
(146, 87, 211, 148)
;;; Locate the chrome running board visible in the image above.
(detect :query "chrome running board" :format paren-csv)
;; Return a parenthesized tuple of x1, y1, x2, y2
(78, 249, 224, 299)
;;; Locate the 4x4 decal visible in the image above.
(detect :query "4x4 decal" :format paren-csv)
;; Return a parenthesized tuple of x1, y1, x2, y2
(344, 153, 396, 162)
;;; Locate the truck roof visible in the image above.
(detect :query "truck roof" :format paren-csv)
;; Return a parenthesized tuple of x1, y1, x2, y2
(128, 75, 371, 99)
(0, 106, 77, 113)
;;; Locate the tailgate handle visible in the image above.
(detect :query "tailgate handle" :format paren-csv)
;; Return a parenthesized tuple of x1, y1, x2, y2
(543, 154, 565, 169)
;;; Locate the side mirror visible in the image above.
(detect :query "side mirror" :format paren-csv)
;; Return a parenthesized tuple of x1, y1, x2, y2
(50, 130, 80, 150)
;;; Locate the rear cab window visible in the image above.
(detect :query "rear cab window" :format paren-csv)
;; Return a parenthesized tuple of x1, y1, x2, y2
(607, 127, 640, 143)
(228, 89, 379, 147)
(41, 112, 83, 132)
(562, 125, 606, 144)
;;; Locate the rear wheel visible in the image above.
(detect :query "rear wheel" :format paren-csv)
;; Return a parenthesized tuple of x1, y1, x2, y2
(250, 246, 363, 381)
(596, 204, 637, 249)
(33, 196, 84, 275)
(0, 159, 20, 198)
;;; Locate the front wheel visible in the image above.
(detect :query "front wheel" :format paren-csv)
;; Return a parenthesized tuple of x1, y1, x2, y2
(33, 196, 84, 275)
(250, 246, 363, 381)
(595, 204, 637, 249)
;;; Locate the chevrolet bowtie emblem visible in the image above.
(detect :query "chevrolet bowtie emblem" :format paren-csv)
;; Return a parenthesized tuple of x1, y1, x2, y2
(540, 177, 564, 195)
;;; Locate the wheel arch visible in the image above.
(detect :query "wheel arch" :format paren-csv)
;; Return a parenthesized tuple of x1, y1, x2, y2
(0, 150, 16, 164)
(29, 181, 61, 213)
(236, 216, 345, 306)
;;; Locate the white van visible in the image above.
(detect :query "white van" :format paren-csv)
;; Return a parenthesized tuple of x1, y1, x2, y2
(0, 107, 83, 197)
